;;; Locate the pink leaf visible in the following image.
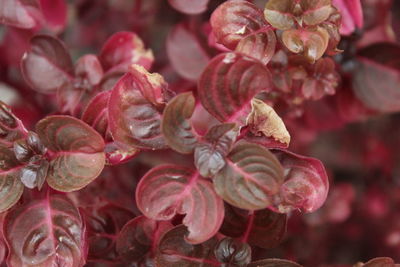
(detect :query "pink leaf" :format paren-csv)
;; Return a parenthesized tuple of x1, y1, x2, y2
(136, 165, 224, 244)
(332, 0, 364, 35)
(0, 0, 42, 29)
(168, 0, 209, 15)
(39, 0, 67, 33)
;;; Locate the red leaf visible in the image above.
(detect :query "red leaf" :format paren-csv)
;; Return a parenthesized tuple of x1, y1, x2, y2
(108, 67, 169, 150)
(273, 150, 329, 213)
(168, 0, 209, 15)
(99, 32, 154, 74)
(36, 115, 106, 192)
(161, 92, 198, 154)
(136, 165, 224, 244)
(167, 23, 210, 81)
(352, 43, 400, 113)
(155, 225, 219, 266)
(360, 257, 397, 267)
(39, 0, 67, 33)
(4, 194, 86, 267)
(74, 55, 104, 88)
(214, 141, 284, 210)
(0, 146, 24, 212)
(220, 204, 287, 249)
(21, 35, 73, 94)
(0, 0, 42, 29)
(81, 91, 111, 138)
(332, 0, 363, 35)
(211, 0, 268, 50)
(0, 101, 28, 147)
(198, 52, 272, 124)
(116, 216, 172, 263)
(248, 258, 303, 267)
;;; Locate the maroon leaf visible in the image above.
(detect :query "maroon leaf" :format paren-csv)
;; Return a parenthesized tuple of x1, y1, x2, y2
(21, 35, 73, 94)
(39, 0, 68, 33)
(0, 146, 24, 212)
(0, 0, 42, 29)
(36, 115, 106, 192)
(214, 141, 284, 210)
(214, 237, 251, 266)
(273, 150, 329, 213)
(167, 23, 210, 81)
(352, 43, 400, 113)
(162, 92, 198, 154)
(235, 28, 277, 65)
(155, 225, 219, 267)
(99, 32, 154, 74)
(81, 90, 111, 138)
(198, 52, 272, 124)
(108, 66, 169, 150)
(0, 101, 28, 147)
(168, 0, 209, 15)
(4, 194, 86, 267)
(210, 0, 268, 50)
(136, 165, 224, 244)
(116, 216, 172, 263)
(248, 258, 303, 267)
(194, 123, 237, 177)
(220, 204, 287, 249)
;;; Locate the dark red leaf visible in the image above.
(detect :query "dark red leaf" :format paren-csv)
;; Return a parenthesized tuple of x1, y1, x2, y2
(136, 165, 224, 244)
(167, 23, 210, 81)
(39, 0, 67, 33)
(36, 115, 106, 192)
(214, 141, 284, 210)
(4, 194, 86, 267)
(168, 0, 209, 15)
(0, 0, 42, 29)
(0, 146, 24, 212)
(272, 150, 329, 213)
(214, 237, 251, 266)
(210, 0, 268, 49)
(194, 123, 238, 177)
(155, 225, 219, 267)
(99, 32, 154, 74)
(0, 101, 28, 147)
(21, 35, 73, 94)
(108, 67, 169, 150)
(248, 258, 303, 267)
(198, 52, 272, 124)
(161, 92, 198, 154)
(81, 91, 111, 138)
(116, 216, 172, 263)
(352, 43, 400, 113)
(220, 204, 287, 249)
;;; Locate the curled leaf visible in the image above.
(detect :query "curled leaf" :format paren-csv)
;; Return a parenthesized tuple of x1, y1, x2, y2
(214, 237, 251, 266)
(162, 92, 198, 154)
(214, 141, 284, 210)
(136, 165, 224, 244)
(21, 35, 73, 94)
(246, 98, 290, 147)
(81, 90, 111, 137)
(198, 52, 272, 124)
(264, 0, 297, 30)
(36, 115, 106, 192)
(301, 0, 333, 26)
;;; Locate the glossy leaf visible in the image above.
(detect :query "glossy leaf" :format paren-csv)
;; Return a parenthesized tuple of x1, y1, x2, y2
(136, 165, 224, 244)
(81, 90, 111, 138)
(0, 146, 24, 212)
(301, 0, 332, 26)
(21, 35, 73, 94)
(0, 101, 28, 147)
(214, 141, 284, 210)
(352, 43, 400, 113)
(36, 115, 106, 192)
(39, 0, 68, 33)
(168, 0, 209, 15)
(155, 225, 219, 267)
(281, 27, 330, 62)
(99, 31, 154, 73)
(220, 204, 287, 249)
(116, 216, 172, 263)
(0, 0, 41, 29)
(264, 0, 296, 30)
(214, 237, 251, 266)
(194, 123, 237, 177)
(198, 52, 272, 124)
(167, 23, 210, 81)
(162, 92, 198, 154)
(246, 98, 291, 147)
(210, 0, 268, 49)
(273, 150, 329, 213)
(235, 28, 277, 65)
(4, 194, 86, 267)
(108, 67, 169, 150)
(248, 258, 303, 267)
